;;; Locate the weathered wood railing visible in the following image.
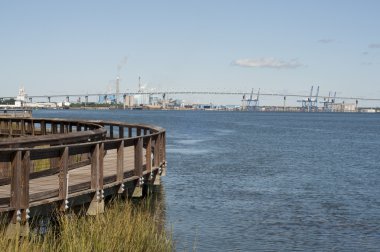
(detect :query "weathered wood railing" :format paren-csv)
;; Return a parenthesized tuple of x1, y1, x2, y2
(0, 117, 166, 236)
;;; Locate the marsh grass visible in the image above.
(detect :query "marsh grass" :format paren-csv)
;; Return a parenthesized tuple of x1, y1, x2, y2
(0, 199, 173, 252)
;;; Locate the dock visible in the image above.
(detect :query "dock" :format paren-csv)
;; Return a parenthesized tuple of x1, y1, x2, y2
(0, 117, 166, 236)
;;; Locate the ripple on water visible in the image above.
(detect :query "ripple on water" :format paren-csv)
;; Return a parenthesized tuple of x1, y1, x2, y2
(176, 139, 207, 145)
(212, 128, 235, 136)
(166, 147, 212, 155)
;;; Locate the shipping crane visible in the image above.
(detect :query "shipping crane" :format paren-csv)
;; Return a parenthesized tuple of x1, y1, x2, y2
(241, 88, 260, 111)
(297, 85, 319, 112)
(321, 91, 336, 112)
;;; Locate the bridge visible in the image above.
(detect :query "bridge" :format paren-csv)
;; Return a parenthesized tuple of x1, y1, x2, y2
(0, 117, 166, 236)
(1, 91, 380, 103)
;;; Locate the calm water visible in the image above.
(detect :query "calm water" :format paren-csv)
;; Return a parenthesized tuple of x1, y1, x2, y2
(34, 110, 380, 251)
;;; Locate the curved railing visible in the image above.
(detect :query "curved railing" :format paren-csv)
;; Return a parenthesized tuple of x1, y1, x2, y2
(0, 117, 166, 231)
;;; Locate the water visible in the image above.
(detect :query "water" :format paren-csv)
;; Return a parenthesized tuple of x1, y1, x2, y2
(34, 110, 380, 251)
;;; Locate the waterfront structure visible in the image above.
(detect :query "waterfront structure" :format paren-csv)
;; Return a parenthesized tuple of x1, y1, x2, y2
(123, 95, 135, 108)
(331, 103, 357, 112)
(0, 117, 166, 236)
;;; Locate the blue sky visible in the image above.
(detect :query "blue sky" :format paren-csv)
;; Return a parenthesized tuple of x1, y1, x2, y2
(1, 1, 380, 105)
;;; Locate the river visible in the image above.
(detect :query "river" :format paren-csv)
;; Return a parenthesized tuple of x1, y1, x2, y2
(34, 110, 380, 251)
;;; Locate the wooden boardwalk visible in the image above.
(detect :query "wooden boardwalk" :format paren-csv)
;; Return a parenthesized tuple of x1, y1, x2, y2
(0, 117, 166, 236)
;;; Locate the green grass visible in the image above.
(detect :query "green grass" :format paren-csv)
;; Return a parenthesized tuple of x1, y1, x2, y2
(0, 199, 173, 252)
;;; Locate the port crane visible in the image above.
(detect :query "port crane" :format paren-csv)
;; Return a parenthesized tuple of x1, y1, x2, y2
(242, 88, 260, 111)
(297, 86, 319, 112)
(321, 91, 336, 112)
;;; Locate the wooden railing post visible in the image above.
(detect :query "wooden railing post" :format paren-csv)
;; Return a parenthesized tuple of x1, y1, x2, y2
(117, 140, 124, 182)
(60, 122, 65, 133)
(31, 120, 35, 136)
(41, 120, 46, 135)
(119, 126, 124, 138)
(110, 125, 114, 139)
(146, 137, 152, 173)
(153, 134, 162, 185)
(91, 144, 99, 190)
(6, 150, 30, 236)
(8, 119, 12, 137)
(27, 121, 32, 135)
(52, 123, 57, 134)
(158, 134, 162, 165)
(99, 143, 104, 190)
(132, 137, 144, 197)
(88, 143, 105, 215)
(0, 120, 4, 132)
(160, 133, 164, 165)
(58, 147, 69, 211)
(128, 127, 132, 137)
(137, 128, 141, 136)
(153, 135, 160, 168)
(20, 119, 25, 135)
(163, 132, 166, 162)
(10, 150, 22, 224)
(134, 138, 143, 177)
(21, 151, 30, 218)
(91, 143, 104, 190)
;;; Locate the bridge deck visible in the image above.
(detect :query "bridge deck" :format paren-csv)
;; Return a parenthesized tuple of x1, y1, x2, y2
(0, 146, 144, 208)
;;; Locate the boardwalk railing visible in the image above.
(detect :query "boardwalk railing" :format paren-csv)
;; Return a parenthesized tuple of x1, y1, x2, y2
(0, 117, 166, 236)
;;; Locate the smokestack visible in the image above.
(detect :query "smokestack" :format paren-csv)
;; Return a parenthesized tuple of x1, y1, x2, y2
(138, 76, 141, 93)
(116, 76, 120, 104)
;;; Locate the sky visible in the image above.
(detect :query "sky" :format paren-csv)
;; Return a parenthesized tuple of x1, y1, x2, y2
(1, 1, 380, 106)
